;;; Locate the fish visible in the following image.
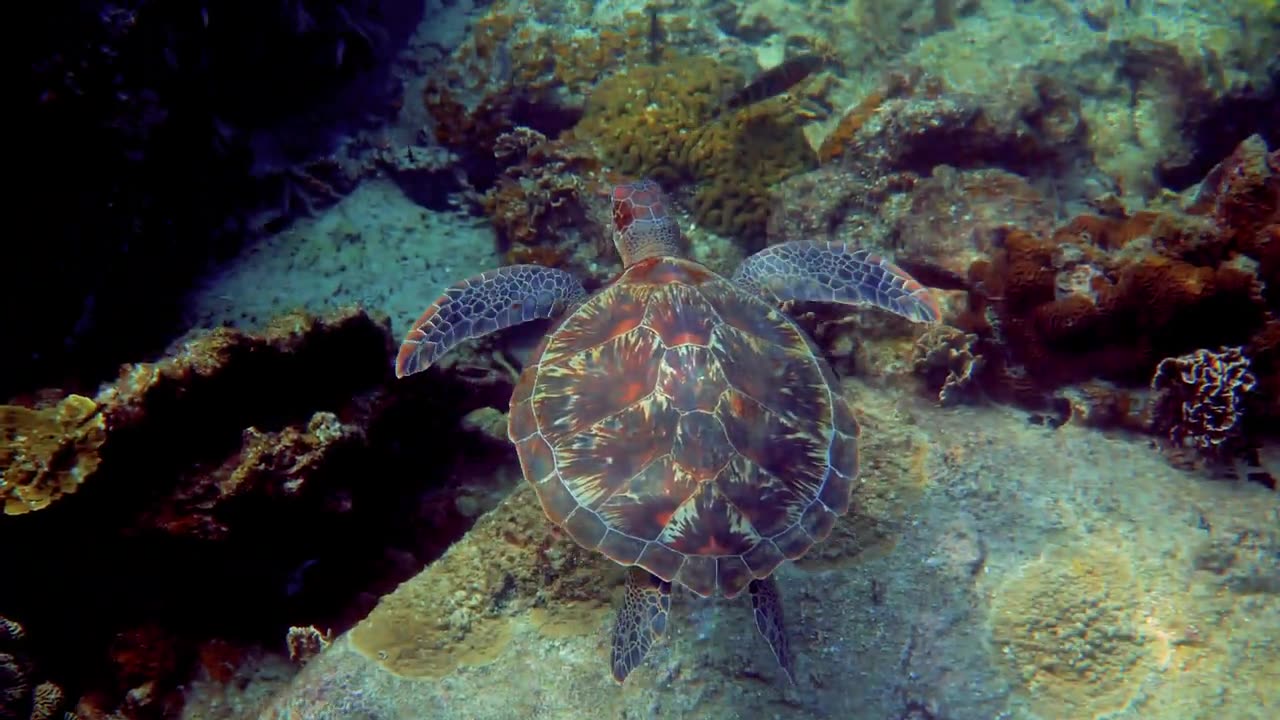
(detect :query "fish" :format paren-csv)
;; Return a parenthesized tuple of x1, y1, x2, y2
(647, 6, 661, 64)
(711, 53, 830, 119)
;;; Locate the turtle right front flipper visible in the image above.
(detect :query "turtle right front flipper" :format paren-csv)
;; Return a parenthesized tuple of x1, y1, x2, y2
(395, 264, 589, 378)
(732, 241, 941, 324)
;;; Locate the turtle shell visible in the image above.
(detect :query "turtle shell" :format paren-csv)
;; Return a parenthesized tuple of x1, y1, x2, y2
(508, 256, 859, 599)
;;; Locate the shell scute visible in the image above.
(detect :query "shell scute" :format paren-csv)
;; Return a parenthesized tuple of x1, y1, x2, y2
(541, 284, 648, 366)
(657, 345, 726, 412)
(532, 327, 663, 442)
(598, 529, 648, 565)
(562, 507, 608, 549)
(644, 283, 720, 347)
(671, 412, 736, 480)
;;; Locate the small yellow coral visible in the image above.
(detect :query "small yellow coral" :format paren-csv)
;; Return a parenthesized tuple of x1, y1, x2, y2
(0, 394, 106, 515)
(990, 544, 1151, 719)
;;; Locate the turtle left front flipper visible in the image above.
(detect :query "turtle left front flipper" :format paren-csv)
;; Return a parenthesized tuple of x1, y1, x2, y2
(395, 264, 589, 377)
(732, 240, 941, 324)
(611, 567, 672, 683)
(750, 576, 795, 684)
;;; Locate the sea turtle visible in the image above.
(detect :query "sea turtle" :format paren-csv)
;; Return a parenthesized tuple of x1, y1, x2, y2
(395, 179, 939, 683)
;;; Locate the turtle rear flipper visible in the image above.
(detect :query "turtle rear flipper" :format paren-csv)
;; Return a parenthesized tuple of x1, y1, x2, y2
(395, 265, 588, 377)
(750, 576, 795, 684)
(732, 241, 940, 324)
(611, 567, 671, 683)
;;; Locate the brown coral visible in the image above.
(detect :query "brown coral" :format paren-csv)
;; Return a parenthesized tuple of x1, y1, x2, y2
(1, 393, 106, 515)
(1150, 346, 1257, 457)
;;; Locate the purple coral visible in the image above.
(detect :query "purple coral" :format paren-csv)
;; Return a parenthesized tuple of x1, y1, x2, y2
(1150, 346, 1258, 456)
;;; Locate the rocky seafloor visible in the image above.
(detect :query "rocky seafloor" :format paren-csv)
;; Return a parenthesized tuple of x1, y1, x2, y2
(7, 0, 1280, 718)
(251, 386, 1280, 720)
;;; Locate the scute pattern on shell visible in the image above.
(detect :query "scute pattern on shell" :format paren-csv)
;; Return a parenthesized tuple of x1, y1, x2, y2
(510, 257, 859, 599)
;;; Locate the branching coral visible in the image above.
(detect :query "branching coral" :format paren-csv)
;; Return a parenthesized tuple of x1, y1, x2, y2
(573, 56, 817, 246)
(1150, 346, 1257, 456)
(0, 394, 107, 515)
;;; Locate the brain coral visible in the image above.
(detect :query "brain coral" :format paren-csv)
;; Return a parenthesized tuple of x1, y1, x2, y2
(572, 56, 817, 247)
(990, 544, 1151, 719)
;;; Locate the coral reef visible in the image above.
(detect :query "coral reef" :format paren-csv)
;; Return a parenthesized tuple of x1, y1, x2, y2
(88, 306, 393, 544)
(1, 305, 522, 718)
(769, 161, 1055, 287)
(573, 56, 817, 246)
(818, 68, 1086, 177)
(141, 411, 367, 540)
(1150, 346, 1258, 458)
(418, 2, 698, 190)
(1, 394, 106, 515)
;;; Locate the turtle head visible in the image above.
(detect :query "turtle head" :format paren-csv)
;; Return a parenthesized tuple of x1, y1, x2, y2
(611, 179, 685, 267)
